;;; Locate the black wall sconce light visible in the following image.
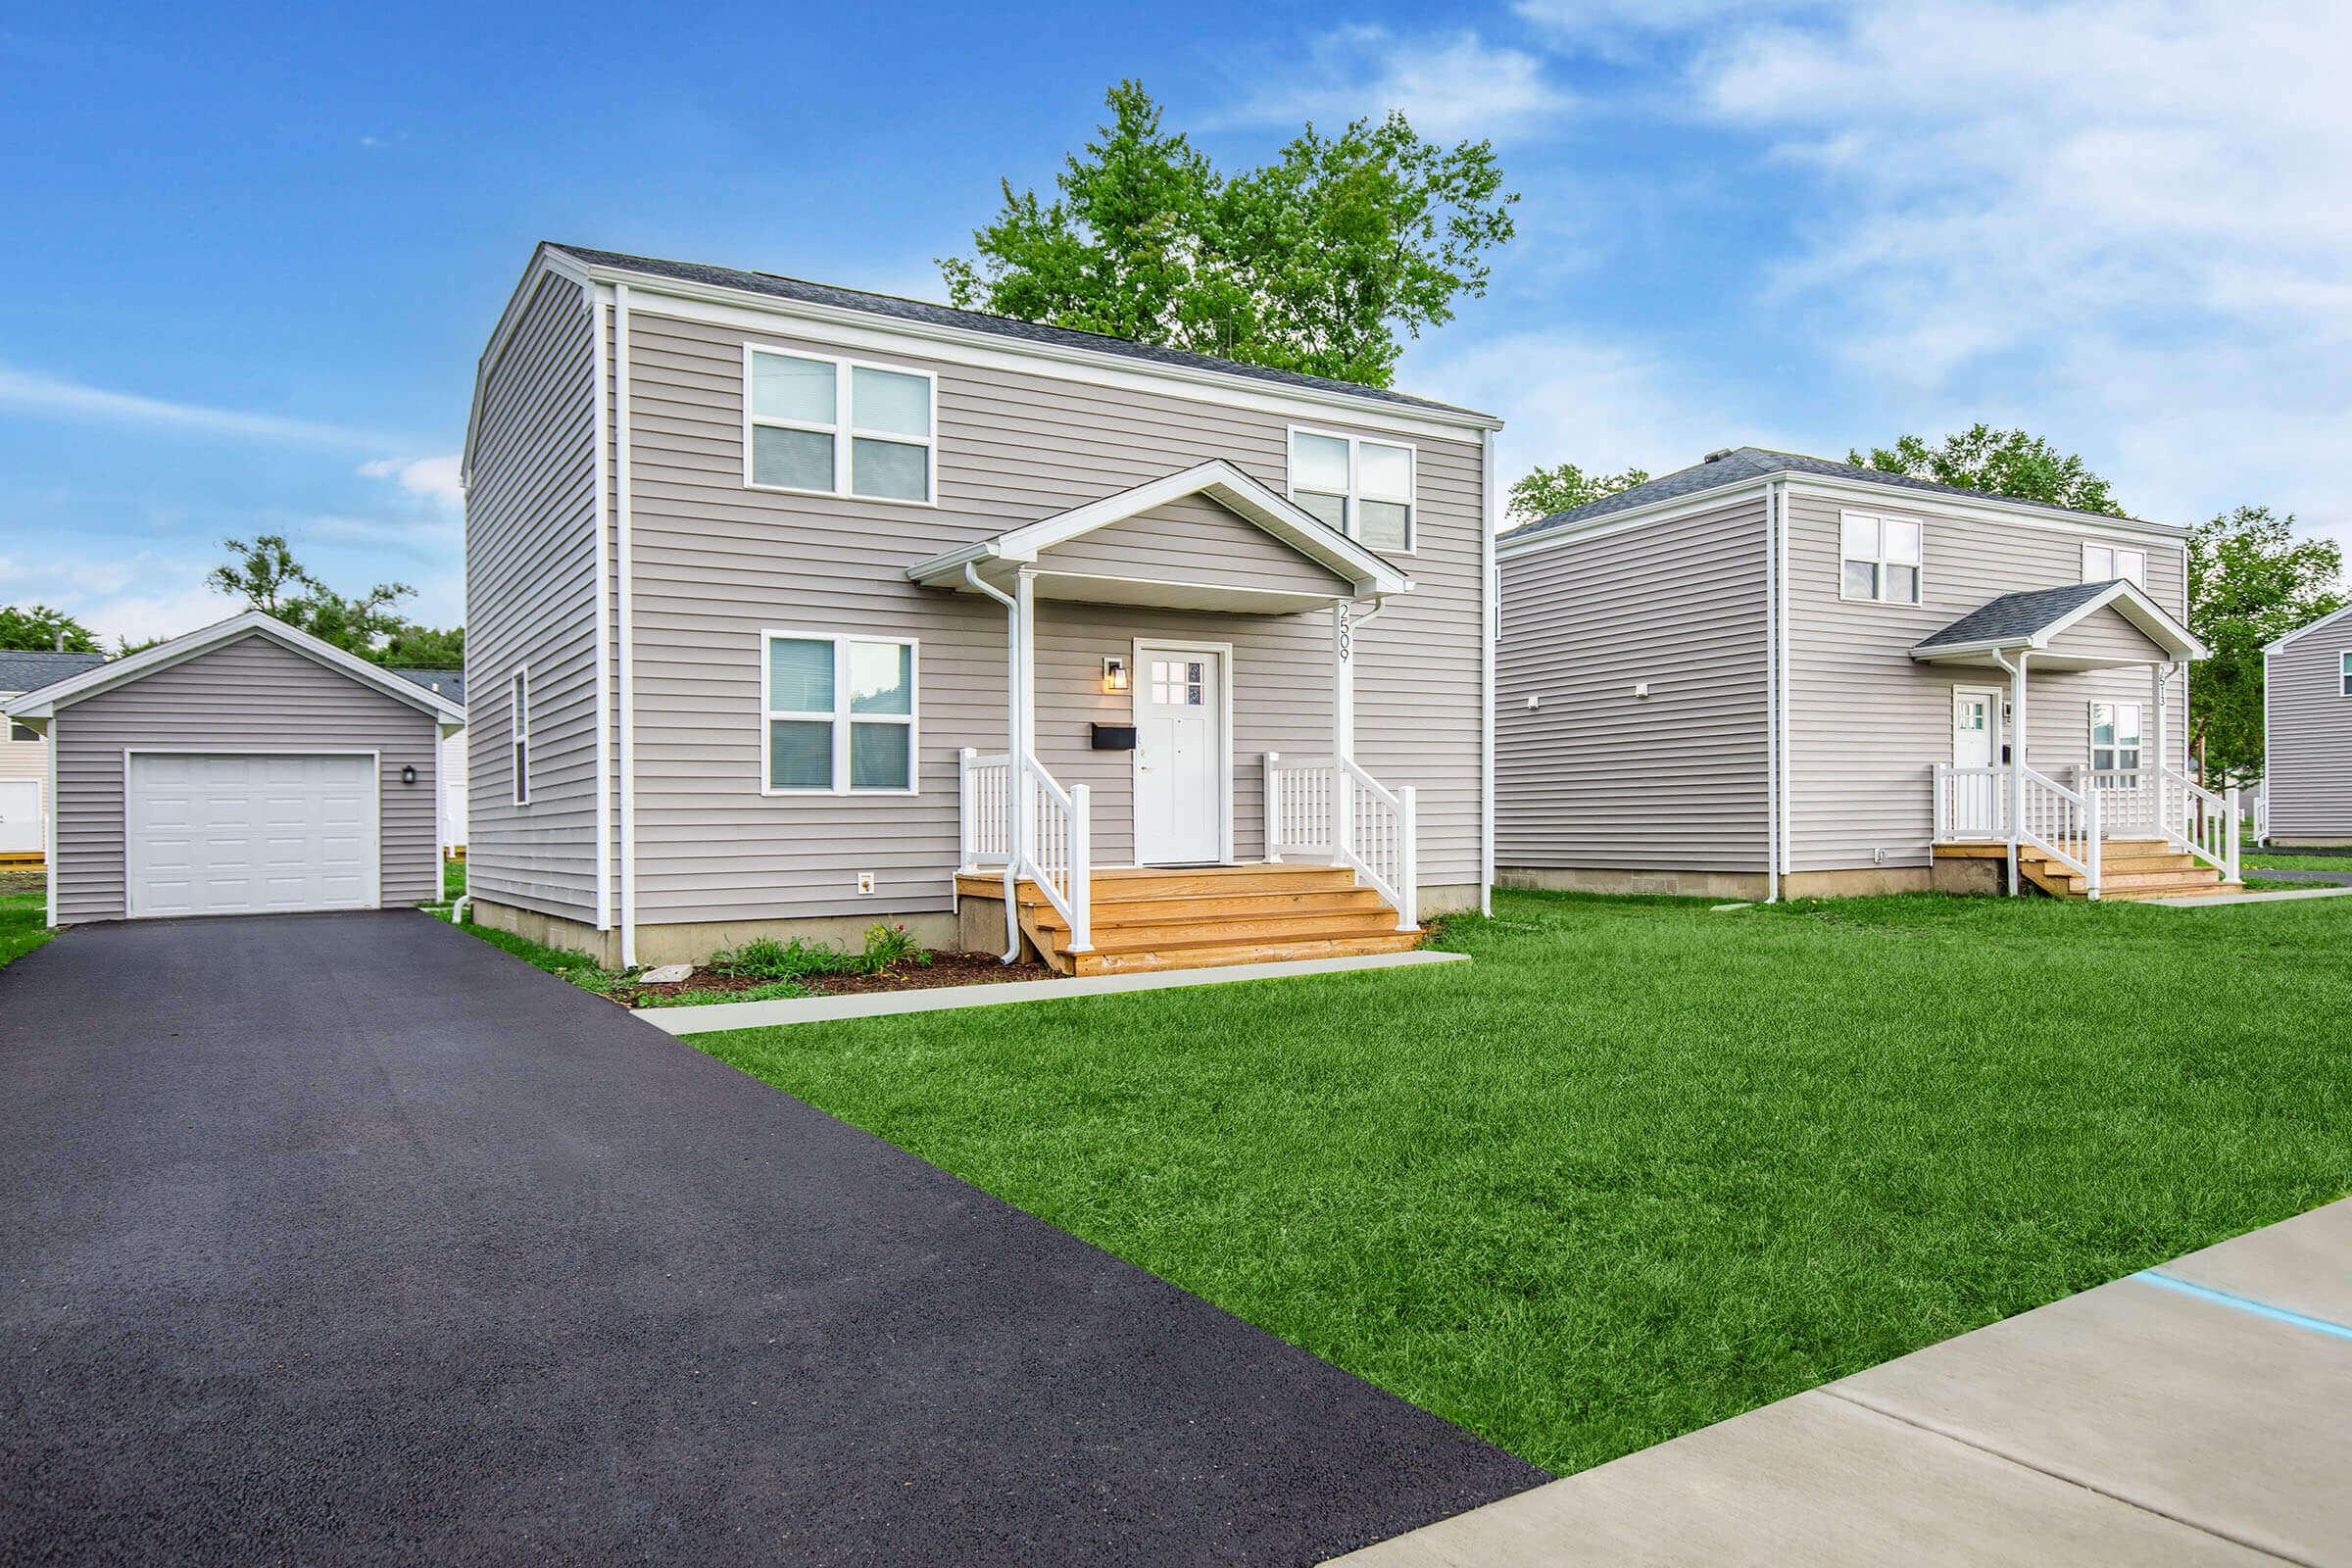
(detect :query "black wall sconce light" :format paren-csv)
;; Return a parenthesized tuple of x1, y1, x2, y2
(1101, 655, 1130, 694)
(401, 764, 417, 785)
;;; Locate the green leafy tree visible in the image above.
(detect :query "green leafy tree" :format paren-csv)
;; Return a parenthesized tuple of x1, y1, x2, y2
(2186, 506, 2343, 784)
(0, 604, 100, 653)
(941, 81, 1517, 388)
(1851, 425, 2127, 516)
(380, 622, 465, 669)
(1506, 463, 1653, 526)
(207, 534, 417, 657)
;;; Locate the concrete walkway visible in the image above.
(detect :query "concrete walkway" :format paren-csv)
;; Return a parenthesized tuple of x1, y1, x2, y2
(638, 949, 1470, 1034)
(1331, 1200, 2352, 1566)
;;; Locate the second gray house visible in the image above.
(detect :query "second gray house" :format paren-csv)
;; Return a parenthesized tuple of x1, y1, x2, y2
(2262, 604, 2352, 845)
(462, 244, 1501, 971)
(1496, 448, 2240, 902)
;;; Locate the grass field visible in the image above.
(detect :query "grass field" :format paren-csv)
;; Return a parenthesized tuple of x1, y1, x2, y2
(0, 886, 52, 970)
(695, 889, 2352, 1476)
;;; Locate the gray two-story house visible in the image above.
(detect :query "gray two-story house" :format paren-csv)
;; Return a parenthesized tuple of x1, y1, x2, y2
(2263, 604, 2352, 845)
(1496, 448, 2241, 902)
(462, 244, 1500, 972)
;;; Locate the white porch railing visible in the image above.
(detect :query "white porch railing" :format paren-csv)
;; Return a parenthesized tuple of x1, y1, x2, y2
(2159, 765, 2240, 882)
(2072, 768, 2160, 839)
(2019, 765, 2102, 896)
(959, 747, 1092, 952)
(1263, 752, 1417, 930)
(1933, 764, 2009, 840)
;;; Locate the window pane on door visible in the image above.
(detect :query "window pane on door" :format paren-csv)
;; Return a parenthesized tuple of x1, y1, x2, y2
(767, 637, 835, 712)
(752, 424, 834, 491)
(767, 720, 833, 789)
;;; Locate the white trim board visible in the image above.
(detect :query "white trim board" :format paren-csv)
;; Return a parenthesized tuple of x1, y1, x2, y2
(634, 949, 1473, 1034)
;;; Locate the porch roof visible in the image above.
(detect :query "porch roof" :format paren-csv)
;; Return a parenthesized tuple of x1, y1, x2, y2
(1909, 579, 2207, 669)
(906, 460, 1411, 613)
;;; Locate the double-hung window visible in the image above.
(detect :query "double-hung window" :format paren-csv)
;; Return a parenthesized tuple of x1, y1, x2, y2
(2340, 651, 2352, 698)
(510, 667, 530, 806)
(1840, 512, 1923, 603)
(762, 632, 918, 795)
(2083, 542, 2147, 587)
(1289, 429, 1416, 552)
(2089, 701, 2143, 775)
(745, 348, 935, 503)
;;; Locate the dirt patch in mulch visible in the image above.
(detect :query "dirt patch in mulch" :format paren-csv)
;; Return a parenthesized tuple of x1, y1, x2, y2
(612, 949, 1059, 1007)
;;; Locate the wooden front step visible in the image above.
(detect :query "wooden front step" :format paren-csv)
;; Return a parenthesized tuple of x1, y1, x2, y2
(956, 861, 1420, 974)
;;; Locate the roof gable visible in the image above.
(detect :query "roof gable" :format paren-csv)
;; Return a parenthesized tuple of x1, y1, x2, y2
(6, 612, 467, 725)
(906, 460, 1410, 600)
(2265, 602, 2352, 656)
(1911, 579, 2205, 663)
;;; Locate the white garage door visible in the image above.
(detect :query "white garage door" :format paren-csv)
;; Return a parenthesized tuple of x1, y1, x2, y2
(126, 752, 380, 918)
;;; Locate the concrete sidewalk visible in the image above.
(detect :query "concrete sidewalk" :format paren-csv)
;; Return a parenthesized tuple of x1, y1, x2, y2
(1331, 1199, 2352, 1566)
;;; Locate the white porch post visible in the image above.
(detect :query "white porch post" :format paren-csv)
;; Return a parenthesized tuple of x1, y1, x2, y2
(2150, 662, 2170, 843)
(1004, 572, 1029, 956)
(2003, 652, 2029, 895)
(1332, 602, 1355, 867)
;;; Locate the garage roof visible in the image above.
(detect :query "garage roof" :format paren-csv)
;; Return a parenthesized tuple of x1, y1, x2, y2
(6, 612, 467, 729)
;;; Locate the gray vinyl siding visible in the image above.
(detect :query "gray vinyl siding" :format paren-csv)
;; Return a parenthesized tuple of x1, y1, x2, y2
(617, 305, 1486, 926)
(2266, 629, 2352, 838)
(1785, 488, 2190, 870)
(1494, 493, 1773, 871)
(465, 268, 603, 923)
(50, 633, 439, 923)
(1036, 495, 1352, 597)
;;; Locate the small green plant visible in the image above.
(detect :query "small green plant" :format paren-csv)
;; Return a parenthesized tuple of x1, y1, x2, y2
(855, 922, 929, 974)
(705, 936, 856, 980)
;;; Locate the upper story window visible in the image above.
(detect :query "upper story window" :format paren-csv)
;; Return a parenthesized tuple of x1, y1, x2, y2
(745, 348, 935, 504)
(762, 631, 918, 795)
(2083, 542, 2147, 587)
(1289, 428, 1416, 553)
(4, 712, 33, 743)
(2089, 701, 2143, 774)
(510, 667, 530, 806)
(2340, 650, 2352, 698)
(1840, 512, 1923, 603)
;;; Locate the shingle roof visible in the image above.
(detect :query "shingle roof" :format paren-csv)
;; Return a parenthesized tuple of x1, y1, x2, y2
(1911, 581, 2121, 651)
(549, 244, 1493, 422)
(0, 650, 107, 695)
(393, 667, 465, 705)
(1499, 446, 2156, 545)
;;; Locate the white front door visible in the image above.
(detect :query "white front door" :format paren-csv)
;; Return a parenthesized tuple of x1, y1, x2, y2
(125, 752, 380, 918)
(1951, 687, 2003, 834)
(1134, 646, 1225, 864)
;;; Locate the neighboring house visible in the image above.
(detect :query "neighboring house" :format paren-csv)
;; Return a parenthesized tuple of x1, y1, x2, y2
(1496, 448, 2240, 902)
(2261, 603, 2352, 845)
(392, 667, 467, 854)
(461, 242, 1501, 969)
(6, 612, 465, 923)
(0, 650, 111, 858)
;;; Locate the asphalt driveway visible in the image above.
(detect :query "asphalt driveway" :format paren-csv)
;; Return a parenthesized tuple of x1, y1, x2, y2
(0, 912, 1540, 1566)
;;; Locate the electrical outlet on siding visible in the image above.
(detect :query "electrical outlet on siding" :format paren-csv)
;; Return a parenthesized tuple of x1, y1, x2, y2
(858, 872, 874, 895)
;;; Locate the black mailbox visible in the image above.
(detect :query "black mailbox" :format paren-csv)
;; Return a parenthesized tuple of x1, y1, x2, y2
(1091, 723, 1138, 751)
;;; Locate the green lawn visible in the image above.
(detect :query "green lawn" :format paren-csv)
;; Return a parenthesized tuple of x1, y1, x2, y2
(2245, 851, 2352, 871)
(0, 883, 53, 970)
(695, 890, 2352, 1477)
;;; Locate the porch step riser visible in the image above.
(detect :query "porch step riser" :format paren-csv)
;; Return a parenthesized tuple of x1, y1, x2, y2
(1087, 914, 1412, 949)
(1019, 892, 1396, 932)
(1073, 932, 1425, 975)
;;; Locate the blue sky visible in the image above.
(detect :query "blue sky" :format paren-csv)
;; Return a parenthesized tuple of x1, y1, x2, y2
(3, 0, 2344, 643)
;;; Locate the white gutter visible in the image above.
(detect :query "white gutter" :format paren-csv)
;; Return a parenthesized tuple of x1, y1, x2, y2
(615, 282, 639, 967)
(1479, 428, 1498, 916)
(963, 564, 1024, 962)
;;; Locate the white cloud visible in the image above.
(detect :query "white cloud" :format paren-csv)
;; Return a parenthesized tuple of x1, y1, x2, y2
(1659, 0, 2352, 537)
(0, 552, 242, 647)
(0, 364, 388, 448)
(1218, 26, 1570, 140)
(359, 454, 464, 512)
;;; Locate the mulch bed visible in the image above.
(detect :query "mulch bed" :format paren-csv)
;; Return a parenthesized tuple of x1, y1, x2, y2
(613, 949, 1058, 1007)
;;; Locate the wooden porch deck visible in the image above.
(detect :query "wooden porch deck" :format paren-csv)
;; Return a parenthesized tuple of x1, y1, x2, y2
(1933, 839, 2243, 901)
(955, 862, 1423, 975)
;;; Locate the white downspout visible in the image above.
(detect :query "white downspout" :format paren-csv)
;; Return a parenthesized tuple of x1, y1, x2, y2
(614, 282, 638, 967)
(590, 285, 613, 933)
(1479, 427, 1498, 917)
(1776, 479, 1794, 891)
(963, 563, 1024, 962)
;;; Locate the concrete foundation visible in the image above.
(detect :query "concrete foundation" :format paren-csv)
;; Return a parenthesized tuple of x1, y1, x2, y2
(1930, 857, 2007, 896)
(471, 899, 959, 968)
(1498, 866, 1770, 900)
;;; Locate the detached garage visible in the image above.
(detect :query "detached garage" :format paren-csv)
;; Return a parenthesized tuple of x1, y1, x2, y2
(6, 612, 466, 925)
